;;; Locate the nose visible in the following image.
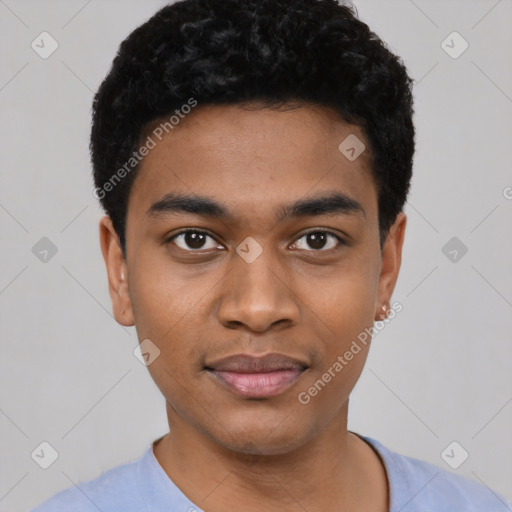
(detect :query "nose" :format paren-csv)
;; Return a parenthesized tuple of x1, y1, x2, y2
(217, 249, 300, 333)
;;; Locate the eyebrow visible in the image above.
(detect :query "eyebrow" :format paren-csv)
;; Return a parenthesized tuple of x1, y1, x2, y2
(146, 191, 365, 222)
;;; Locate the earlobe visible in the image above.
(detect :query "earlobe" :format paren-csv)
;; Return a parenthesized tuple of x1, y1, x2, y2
(375, 212, 406, 320)
(376, 304, 390, 321)
(98, 215, 135, 326)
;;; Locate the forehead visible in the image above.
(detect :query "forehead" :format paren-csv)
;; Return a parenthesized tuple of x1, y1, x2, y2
(127, 102, 377, 225)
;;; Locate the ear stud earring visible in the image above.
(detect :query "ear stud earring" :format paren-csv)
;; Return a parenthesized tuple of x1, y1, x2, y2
(379, 304, 389, 320)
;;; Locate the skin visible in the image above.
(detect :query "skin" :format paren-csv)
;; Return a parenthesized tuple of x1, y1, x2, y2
(99, 102, 406, 512)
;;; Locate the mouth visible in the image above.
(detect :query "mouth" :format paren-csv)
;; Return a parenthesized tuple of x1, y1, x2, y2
(204, 353, 309, 399)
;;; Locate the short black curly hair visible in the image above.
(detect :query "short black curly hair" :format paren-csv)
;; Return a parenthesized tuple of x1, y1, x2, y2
(90, 0, 414, 257)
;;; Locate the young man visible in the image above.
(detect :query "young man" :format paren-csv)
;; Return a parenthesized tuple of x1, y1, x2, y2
(31, 0, 511, 510)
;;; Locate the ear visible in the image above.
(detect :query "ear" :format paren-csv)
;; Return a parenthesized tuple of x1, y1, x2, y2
(99, 215, 134, 326)
(375, 212, 406, 320)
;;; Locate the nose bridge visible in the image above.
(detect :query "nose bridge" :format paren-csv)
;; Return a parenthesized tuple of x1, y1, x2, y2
(217, 242, 299, 331)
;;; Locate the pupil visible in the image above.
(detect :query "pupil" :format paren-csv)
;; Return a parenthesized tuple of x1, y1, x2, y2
(186, 232, 205, 249)
(308, 232, 326, 249)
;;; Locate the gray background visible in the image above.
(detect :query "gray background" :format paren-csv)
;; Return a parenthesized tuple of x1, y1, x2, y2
(0, 0, 511, 510)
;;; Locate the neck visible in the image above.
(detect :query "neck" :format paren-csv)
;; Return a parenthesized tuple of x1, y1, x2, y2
(153, 402, 389, 512)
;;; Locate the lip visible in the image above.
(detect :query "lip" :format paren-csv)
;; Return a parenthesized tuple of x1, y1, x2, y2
(205, 353, 309, 399)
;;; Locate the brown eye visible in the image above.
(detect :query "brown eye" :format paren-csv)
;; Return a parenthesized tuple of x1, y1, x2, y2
(168, 230, 222, 251)
(292, 231, 344, 251)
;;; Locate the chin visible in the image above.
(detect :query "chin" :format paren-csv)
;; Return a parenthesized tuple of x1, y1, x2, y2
(208, 415, 312, 457)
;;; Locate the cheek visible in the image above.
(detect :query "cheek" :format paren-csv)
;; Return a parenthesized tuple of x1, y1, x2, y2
(296, 282, 375, 415)
(300, 261, 379, 340)
(128, 259, 212, 372)
(295, 346, 369, 427)
(295, 258, 378, 396)
(127, 253, 209, 340)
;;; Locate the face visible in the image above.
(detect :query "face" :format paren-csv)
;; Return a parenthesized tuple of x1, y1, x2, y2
(100, 102, 406, 456)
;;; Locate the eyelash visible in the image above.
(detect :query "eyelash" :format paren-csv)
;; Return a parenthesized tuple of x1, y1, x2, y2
(165, 228, 346, 253)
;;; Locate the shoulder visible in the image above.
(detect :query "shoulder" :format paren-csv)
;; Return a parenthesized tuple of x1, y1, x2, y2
(361, 435, 512, 512)
(29, 448, 148, 512)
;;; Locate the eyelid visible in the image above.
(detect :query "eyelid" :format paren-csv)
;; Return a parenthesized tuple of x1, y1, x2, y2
(169, 227, 219, 240)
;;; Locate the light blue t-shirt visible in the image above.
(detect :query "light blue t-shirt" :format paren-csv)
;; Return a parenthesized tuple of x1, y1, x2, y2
(30, 434, 512, 512)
